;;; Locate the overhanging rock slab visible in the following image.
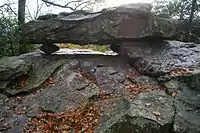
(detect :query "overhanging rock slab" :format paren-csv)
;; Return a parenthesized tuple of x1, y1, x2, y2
(21, 3, 175, 45)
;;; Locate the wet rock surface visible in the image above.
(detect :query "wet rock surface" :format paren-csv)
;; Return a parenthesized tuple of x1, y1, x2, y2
(121, 40, 200, 76)
(0, 40, 200, 132)
(22, 3, 175, 45)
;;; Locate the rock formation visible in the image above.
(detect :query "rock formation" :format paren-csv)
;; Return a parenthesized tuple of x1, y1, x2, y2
(1, 2, 200, 133)
(0, 40, 200, 132)
(21, 3, 175, 54)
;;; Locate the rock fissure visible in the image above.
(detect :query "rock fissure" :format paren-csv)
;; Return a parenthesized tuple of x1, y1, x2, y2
(76, 83, 90, 91)
(171, 98, 178, 133)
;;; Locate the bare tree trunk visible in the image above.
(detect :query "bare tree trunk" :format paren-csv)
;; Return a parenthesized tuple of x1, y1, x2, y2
(179, 7, 184, 21)
(188, 0, 197, 30)
(18, 0, 26, 26)
(18, 0, 26, 54)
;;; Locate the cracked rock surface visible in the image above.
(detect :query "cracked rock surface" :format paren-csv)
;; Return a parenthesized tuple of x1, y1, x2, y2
(0, 41, 200, 132)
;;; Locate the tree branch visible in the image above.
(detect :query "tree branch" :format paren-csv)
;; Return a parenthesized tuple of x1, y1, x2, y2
(0, 3, 17, 16)
(41, 0, 101, 11)
(35, 0, 44, 19)
(65, 0, 82, 7)
(74, 1, 91, 10)
(41, 0, 76, 11)
(26, 4, 34, 21)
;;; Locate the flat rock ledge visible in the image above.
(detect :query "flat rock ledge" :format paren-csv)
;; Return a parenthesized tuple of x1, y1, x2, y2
(0, 40, 200, 133)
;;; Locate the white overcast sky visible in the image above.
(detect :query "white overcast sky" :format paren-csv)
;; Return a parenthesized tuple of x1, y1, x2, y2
(105, 0, 153, 7)
(0, 0, 154, 20)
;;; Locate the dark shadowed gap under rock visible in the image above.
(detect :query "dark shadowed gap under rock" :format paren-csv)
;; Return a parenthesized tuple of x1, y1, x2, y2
(6, 74, 29, 92)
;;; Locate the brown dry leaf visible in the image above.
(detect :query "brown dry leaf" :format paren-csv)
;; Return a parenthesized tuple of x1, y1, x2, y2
(125, 83, 161, 99)
(170, 68, 192, 77)
(29, 101, 101, 132)
(28, 81, 123, 132)
(46, 77, 55, 84)
(49, 77, 55, 84)
(79, 71, 98, 85)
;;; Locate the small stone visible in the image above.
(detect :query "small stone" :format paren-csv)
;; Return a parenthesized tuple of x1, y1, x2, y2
(40, 43, 60, 54)
(152, 111, 161, 116)
(5, 98, 9, 102)
(22, 106, 27, 110)
(145, 102, 152, 106)
(0, 117, 4, 122)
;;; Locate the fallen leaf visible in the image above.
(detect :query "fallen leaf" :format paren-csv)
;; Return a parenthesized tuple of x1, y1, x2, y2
(80, 71, 98, 84)
(170, 68, 192, 77)
(125, 83, 163, 99)
(48, 77, 55, 84)
(30, 101, 101, 132)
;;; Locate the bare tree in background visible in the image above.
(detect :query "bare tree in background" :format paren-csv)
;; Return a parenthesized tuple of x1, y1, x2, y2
(24, 0, 105, 21)
(2, 0, 104, 22)
(0, 2, 17, 16)
(41, 0, 104, 12)
(188, 0, 197, 29)
(26, 0, 46, 20)
(18, 0, 26, 26)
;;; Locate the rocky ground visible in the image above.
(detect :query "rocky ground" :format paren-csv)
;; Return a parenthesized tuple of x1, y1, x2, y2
(0, 41, 200, 133)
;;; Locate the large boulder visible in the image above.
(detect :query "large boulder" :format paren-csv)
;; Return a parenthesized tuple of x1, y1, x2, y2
(120, 40, 200, 76)
(0, 42, 200, 132)
(21, 3, 175, 45)
(0, 56, 32, 93)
